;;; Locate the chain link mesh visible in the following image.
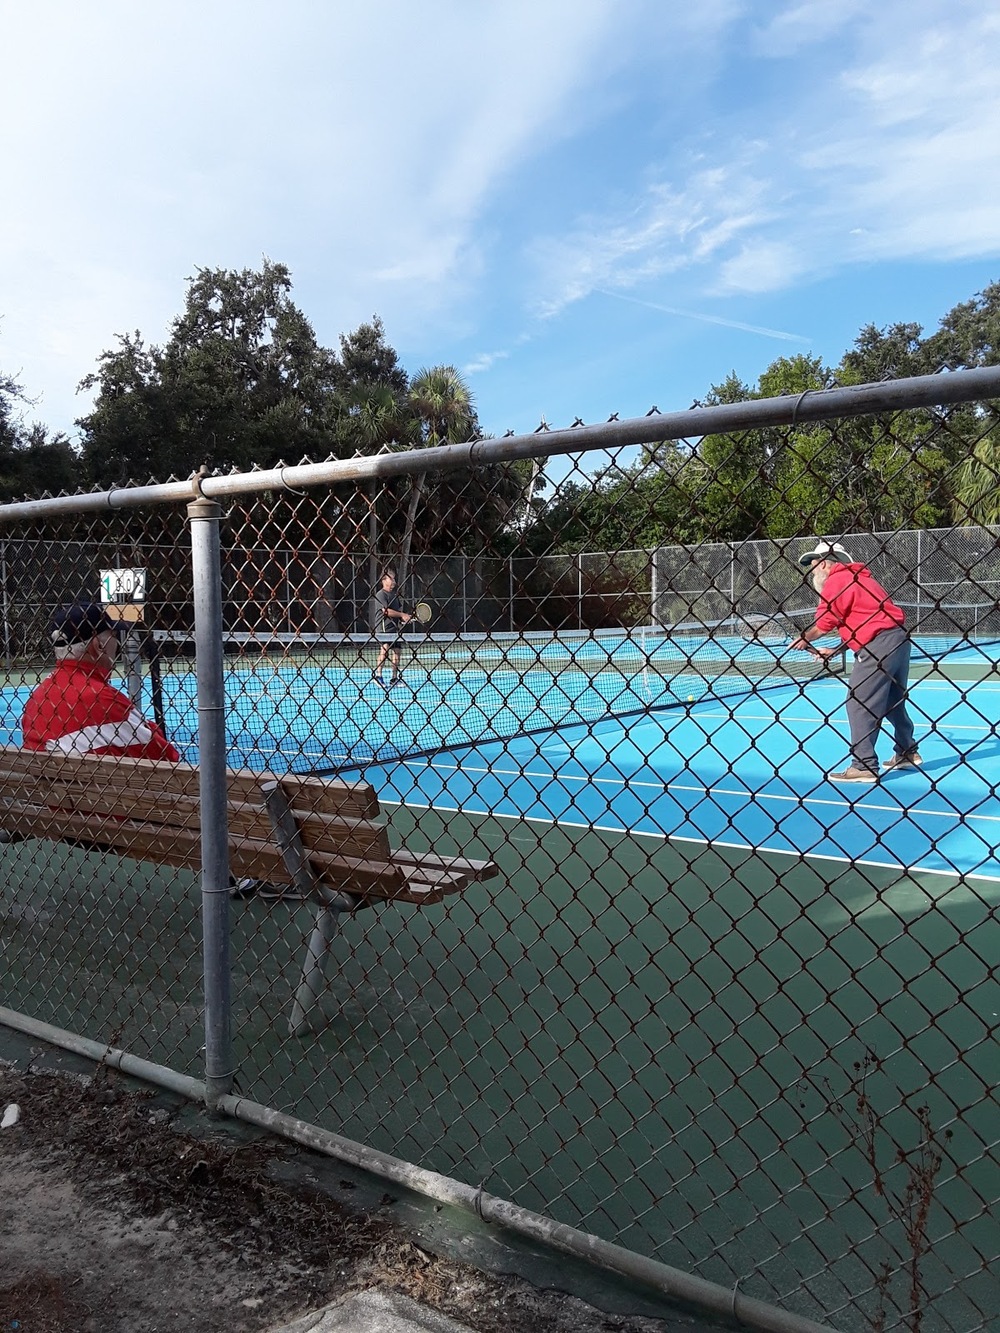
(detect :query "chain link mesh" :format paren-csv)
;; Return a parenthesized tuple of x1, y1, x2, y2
(1, 382, 998, 1332)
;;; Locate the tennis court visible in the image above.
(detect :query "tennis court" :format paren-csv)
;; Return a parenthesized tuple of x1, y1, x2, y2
(4, 373, 1000, 1331)
(1, 652, 996, 1325)
(217, 628, 994, 1329)
(2, 602, 997, 1330)
(311, 644, 996, 1328)
(34, 624, 992, 886)
(4, 616, 980, 1325)
(3, 628, 997, 880)
(348, 651, 1000, 884)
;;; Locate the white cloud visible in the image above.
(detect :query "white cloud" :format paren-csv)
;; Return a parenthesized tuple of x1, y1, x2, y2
(464, 350, 510, 375)
(714, 241, 812, 295)
(800, 13, 1000, 262)
(0, 0, 624, 431)
(530, 167, 774, 316)
(4, 0, 1000, 437)
(526, 3, 1000, 319)
(750, 0, 870, 57)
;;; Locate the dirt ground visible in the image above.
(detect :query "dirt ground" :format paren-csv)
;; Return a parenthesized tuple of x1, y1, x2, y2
(0, 1060, 714, 1333)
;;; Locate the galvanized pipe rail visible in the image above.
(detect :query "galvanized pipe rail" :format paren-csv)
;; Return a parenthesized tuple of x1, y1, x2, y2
(0, 367, 996, 523)
(0, 1006, 839, 1333)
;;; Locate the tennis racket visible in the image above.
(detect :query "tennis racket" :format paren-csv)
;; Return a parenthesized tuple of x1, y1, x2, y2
(414, 601, 433, 624)
(740, 615, 844, 670)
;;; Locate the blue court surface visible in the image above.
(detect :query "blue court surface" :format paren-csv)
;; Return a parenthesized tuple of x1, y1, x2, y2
(2, 639, 996, 883)
(345, 669, 1000, 884)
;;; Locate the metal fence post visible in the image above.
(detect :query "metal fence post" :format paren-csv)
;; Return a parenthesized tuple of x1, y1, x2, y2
(188, 494, 233, 1110)
(0, 538, 13, 670)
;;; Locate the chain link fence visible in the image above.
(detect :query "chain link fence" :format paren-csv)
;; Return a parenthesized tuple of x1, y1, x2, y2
(1, 369, 998, 1332)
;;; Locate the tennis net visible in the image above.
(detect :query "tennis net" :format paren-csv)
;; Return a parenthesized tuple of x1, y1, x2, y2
(898, 600, 1000, 654)
(148, 613, 845, 770)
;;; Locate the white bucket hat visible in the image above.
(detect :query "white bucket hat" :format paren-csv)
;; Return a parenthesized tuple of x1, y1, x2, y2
(797, 540, 852, 569)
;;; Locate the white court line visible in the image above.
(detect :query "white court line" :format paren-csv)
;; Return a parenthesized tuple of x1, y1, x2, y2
(385, 793, 1000, 884)
(401, 755, 1000, 828)
(684, 706, 995, 735)
(913, 678, 1000, 689)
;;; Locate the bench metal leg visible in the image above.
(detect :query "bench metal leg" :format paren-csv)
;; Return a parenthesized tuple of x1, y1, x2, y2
(289, 903, 344, 1037)
(260, 780, 360, 1036)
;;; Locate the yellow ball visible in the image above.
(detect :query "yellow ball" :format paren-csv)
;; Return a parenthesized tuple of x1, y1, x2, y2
(687, 694, 694, 702)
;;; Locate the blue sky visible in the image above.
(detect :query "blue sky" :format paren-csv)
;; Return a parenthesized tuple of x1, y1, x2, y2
(2, 0, 999, 455)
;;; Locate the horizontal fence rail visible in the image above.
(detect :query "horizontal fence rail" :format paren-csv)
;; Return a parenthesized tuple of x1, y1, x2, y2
(1, 367, 999, 1333)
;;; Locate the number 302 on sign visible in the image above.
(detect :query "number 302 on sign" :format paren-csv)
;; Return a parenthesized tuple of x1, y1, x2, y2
(99, 568, 147, 603)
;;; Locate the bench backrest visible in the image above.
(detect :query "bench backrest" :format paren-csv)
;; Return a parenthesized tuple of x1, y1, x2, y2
(0, 746, 498, 904)
(0, 746, 402, 889)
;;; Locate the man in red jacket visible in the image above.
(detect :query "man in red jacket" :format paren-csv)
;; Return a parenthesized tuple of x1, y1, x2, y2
(23, 603, 290, 900)
(790, 541, 920, 783)
(22, 603, 179, 761)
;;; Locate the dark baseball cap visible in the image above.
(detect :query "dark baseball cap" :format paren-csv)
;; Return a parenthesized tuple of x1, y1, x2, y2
(50, 602, 118, 648)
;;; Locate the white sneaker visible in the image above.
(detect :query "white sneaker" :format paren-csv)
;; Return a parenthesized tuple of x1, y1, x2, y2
(257, 883, 311, 901)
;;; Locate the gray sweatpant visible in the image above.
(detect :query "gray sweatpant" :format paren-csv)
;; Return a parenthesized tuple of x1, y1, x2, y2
(846, 625, 916, 773)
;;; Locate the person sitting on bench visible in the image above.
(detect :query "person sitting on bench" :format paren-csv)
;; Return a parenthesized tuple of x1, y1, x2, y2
(19, 603, 290, 899)
(22, 603, 180, 760)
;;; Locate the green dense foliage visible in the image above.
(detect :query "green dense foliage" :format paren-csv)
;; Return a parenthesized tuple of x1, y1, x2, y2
(523, 283, 1000, 554)
(2, 270, 999, 546)
(0, 368, 79, 503)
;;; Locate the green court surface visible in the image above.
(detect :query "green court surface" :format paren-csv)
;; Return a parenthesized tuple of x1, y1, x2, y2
(1, 809, 996, 1331)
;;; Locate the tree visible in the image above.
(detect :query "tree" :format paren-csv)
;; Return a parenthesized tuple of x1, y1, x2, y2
(691, 367, 802, 541)
(950, 427, 1000, 524)
(922, 281, 1000, 371)
(395, 367, 475, 583)
(328, 315, 412, 454)
(332, 316, 409, 398)
(920, 283, 1000, 523)
(0, 364, 81, 500)
(78, 261, 340, 485)
(839, 322, 930, 385)
(408, 365, 476, 445)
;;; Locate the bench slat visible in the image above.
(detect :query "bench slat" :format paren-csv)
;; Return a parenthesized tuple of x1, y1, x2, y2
(0, 799, 485, 903)
(0, 745, 496, 907)
(0, 749, 380, 820)
(391, 847, 499, 882)
(0, 776, 392, 863)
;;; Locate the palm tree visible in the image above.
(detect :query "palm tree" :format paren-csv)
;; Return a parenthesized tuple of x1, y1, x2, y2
(398, 366, 476, 588)
(409, 365, 475, 444)
(951, 429, 1000, 524)
(333, 382, 413, 453)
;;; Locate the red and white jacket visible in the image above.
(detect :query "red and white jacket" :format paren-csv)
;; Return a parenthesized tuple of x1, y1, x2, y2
(22, 658, 180, 761)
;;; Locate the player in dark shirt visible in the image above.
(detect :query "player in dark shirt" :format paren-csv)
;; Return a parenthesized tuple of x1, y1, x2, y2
(373, 570, 412, 687)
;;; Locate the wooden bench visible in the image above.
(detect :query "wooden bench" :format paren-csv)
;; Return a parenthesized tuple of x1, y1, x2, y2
(0, 746, 498, 1033)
